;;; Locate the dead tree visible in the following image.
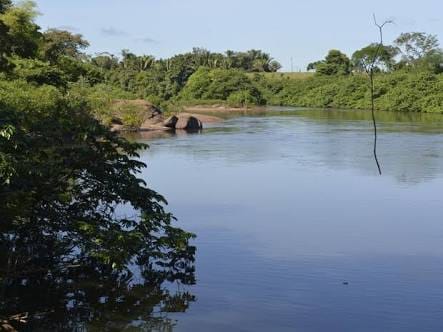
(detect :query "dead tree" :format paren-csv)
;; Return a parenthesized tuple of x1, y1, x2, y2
(369, 14, 393, 175)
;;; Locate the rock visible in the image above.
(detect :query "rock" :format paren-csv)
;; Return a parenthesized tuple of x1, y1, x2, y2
(179, 113, 223, 124)
(175, 115, 203, 130)
(163, 115, 178, 128)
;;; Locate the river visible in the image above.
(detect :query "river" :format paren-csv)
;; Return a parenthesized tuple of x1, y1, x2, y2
(132, 107, 443, 331)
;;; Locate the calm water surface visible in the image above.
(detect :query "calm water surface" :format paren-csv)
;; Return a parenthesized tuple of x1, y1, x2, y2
(136, 108, 443, 331)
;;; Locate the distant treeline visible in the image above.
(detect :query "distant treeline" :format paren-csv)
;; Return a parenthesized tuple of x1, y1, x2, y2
(0, 0, 442, 117)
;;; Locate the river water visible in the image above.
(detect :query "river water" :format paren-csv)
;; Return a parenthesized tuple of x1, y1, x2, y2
(135, 108, 443, 331)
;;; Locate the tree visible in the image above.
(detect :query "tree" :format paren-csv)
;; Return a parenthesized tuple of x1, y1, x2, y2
(421, 49, 443, 74)
(314, 50, 351, 76)
(0, 79, 196, 297)
(269, 60, 282, 72)
(352, 43, 399, 73)
(0, 0, 13, 71)
(394, 32, 439, 64)
(40, 28, 89, 64)
(0, 0, 12, 12)
(91, 53, 119, 70)
(0, 0, 41, 58)
(224, 50, 235, 69)
(306, 61, 322, 71)
(11, 57, 67, 87)
(180, 67, 264, 103)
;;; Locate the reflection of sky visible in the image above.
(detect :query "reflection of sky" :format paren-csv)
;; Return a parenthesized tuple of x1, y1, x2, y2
(141, 110, 443, 184)
(135, 110, 443, 331)
(137, 110, 443, 258)
(141, 150, 443, 259)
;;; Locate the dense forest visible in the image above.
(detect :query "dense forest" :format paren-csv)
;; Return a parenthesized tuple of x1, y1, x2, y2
(0, 1, 442, 124)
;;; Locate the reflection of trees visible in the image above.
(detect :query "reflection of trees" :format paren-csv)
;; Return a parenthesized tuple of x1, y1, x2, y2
(138, 109, 443, 185)
(0, 102, 196, 331)
(0, 239, 195, 331)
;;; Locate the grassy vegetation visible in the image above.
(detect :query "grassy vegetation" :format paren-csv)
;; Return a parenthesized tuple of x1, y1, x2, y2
(270, 71, 443, 113)
(178, 68, 442, 113)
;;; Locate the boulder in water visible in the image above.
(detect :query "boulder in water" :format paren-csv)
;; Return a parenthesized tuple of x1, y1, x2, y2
(175, 115, 203, 130)
(163, 115, 179, 128)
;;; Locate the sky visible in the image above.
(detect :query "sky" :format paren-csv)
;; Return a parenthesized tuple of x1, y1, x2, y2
(33, 0, 443, 71)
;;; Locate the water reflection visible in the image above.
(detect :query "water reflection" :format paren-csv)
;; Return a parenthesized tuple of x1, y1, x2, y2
(135, 108, 443, 331)
(124, 129, 204, 142)
(133, 108, 443, 184)
(0, 244, 195, 331)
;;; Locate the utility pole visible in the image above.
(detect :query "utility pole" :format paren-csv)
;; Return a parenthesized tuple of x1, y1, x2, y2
(290, 57, 294, 72)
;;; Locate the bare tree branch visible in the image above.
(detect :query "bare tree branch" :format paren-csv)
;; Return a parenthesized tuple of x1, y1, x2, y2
(368, 14, 393, 175)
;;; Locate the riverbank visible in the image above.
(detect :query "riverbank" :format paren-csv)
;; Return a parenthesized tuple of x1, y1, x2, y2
(179, 70, 443, 114)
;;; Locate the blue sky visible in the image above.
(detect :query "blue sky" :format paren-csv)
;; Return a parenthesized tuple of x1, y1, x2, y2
(34, 0, 442, 71)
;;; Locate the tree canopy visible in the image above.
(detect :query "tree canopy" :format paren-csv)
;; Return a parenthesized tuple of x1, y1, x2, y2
(395, 32, 440, 63)
(0, 2, 196, 328)
(0, 0, 41, 59)
(352, 44, 399, 73)
(309, 50, 352, 76)
(180, 67, 264, 104)
(40, 28, 89, 64)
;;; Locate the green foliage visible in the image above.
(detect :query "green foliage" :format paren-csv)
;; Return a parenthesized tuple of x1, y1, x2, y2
(395, 32, 440, 64)
(0, 0, 12, 12)
(0, 78, 195, 272)
(0, 0, 12, 71)
(68, 82, 136, 124)
(307, 61, 323, 71)
(0, 78, 196, 329)
(11, 57, 67, 87)
(0, 78, 62, 112)
(56, 55, 104, 84)
(352, 44, 399, 73)
(40, 28, 89, 64)
(376, 71, 443, 113)
(223, 49, 281, 72)
(271, 70, 443, 113)
(0, 10, 195, 325)
(0, 0, 41, 58)
(91, 53, 119, 70)
(421, 50, 443, 74)
(84, 48, 282, 104)
(180, 67, 264, 104)
(313, 50, 352, 76)
(227, 90, 259, 107)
